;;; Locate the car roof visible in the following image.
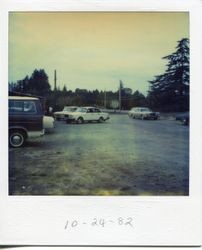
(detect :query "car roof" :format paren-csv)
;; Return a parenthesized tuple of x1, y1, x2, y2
(83, 106, 99, 109)
(9, 96, 39, 100)
(64, 106, 77, 108)
(137, 107, 149, 108)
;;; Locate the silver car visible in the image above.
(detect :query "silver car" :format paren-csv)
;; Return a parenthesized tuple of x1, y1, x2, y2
(53, 106, 78, 121)
(128, 107, 160, 120)
(67, 107, 110, 124)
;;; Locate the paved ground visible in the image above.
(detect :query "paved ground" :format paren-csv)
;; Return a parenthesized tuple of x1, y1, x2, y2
(9, 114, 189, 195)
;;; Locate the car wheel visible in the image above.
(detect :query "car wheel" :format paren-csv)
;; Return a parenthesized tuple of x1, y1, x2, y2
(98, 117, 104, 123)
(77, 117, 84, 124)
(9, 130, 26, 148)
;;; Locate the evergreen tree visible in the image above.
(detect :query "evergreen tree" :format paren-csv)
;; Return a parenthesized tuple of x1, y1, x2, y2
(148, 38, 189, 111)
(28, 69, 51, 96)
(10, 69, 51, 97)
(131, 91, 146, 107)
(62, 85, 67, 92)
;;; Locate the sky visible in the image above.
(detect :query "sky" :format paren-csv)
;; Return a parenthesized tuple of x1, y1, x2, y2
(9, 12, 189, 95)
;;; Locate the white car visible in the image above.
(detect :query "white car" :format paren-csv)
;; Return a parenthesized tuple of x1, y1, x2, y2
(67, 107, 110, 124)
(43, 116, 55, 132)
(128, 107, 160, 120)
(53, 106, 78, 120)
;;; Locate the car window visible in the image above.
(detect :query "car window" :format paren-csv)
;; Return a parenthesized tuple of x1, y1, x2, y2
(9, 100, 24, 112)
(63, 107, 77, 112)
(140, 108, 149, 112)
(63, 107, 71, 111)
(94, 108, 101, 113)
(71, 107, 77, 112)
(9, 100, 37, 114)
(24, 101, 37, 113)
(87, 108, 94, 113)
(76, 107, 87, 113)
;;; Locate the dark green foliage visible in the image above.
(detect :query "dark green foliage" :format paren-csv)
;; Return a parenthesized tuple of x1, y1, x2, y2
(10, 69, 51, 97)
(28, 69, 51, 96)
(148, 38, 189, 112)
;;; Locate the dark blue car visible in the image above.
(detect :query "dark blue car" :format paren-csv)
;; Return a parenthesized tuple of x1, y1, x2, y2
(176, 112, 189, 125)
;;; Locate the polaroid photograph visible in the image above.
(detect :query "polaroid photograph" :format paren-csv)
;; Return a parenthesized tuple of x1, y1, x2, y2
(0, 0, 201, 247)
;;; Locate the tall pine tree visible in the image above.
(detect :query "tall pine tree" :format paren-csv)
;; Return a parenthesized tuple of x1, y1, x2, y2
(148, 38, 189, 111)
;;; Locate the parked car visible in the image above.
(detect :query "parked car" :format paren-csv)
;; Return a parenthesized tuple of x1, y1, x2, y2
(43, 116, 55, 132)
(53, 106, 78, 121)
(66, 107, 110, 124)
(176, 112, 189, 125)
(128, 107, 160, 120)
(9, 96, 44, 147)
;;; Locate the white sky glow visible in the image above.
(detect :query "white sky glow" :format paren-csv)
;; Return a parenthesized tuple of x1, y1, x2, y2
(9, 12, 189, 95)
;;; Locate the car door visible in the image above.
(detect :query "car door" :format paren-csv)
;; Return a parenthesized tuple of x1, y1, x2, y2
(86, 108, 94, 121)
(94, 108, 101, 120)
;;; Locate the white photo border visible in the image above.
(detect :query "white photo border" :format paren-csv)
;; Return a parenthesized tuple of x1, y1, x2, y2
(0, 0, 202, 246)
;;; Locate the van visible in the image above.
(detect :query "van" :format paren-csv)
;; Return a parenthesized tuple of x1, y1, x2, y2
(9, 96, 44, 147)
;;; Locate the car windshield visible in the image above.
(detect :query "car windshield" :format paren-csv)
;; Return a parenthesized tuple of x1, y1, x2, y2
(94, 108, 101, 113)
(75, 107, 87, 113)
(63, 107, 77, 112)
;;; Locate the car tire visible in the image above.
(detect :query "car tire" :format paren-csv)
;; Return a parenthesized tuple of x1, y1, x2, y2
(77, 117, 84, 124)
(98, 117, 104, 123)
(9, 130, 26, 148)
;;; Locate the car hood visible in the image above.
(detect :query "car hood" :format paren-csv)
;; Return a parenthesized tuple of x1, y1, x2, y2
(54, 111, 74, 115)
(70, 112, 109, 116)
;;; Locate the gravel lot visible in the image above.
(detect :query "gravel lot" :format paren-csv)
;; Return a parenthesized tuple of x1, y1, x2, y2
(9, 114, 189, 195)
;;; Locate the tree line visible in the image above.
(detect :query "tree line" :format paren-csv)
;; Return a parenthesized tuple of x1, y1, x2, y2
(9, 38, 189, 112)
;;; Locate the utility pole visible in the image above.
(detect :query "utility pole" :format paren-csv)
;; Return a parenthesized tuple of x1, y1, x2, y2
(54, 70, 57, 111)
(119, 80, 122, 111)
(54, 69, 57, 91)
(104, 89, 107, 108)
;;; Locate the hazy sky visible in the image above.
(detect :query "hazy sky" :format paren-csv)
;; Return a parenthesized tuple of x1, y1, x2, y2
(9, 12, 189, 94)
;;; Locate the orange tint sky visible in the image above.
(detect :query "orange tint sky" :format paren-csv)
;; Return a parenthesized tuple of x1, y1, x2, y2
(9, 12, 189, 94)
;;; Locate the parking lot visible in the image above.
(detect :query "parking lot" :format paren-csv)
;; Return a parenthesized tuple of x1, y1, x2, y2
(9, 114, 189, 195)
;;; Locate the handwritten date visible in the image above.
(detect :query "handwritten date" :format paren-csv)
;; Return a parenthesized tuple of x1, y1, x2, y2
(64, 217, 134, 229)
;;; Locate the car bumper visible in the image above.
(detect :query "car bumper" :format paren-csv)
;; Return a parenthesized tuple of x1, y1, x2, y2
(65, 118, 76, 122)
(145, 114, 159, 119)
(28, 129, 45, 138)
(55, 115, 65, 120)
